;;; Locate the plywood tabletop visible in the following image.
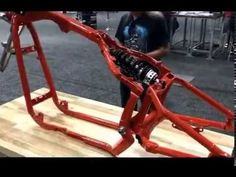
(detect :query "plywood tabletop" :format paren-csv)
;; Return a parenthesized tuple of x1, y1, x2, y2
(0, 88, 234, 157)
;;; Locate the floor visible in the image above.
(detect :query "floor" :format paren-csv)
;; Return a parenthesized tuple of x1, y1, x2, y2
(0, 12, 234, 157)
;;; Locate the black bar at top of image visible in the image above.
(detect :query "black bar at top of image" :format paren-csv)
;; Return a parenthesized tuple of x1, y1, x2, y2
(0, 0, 236, 11)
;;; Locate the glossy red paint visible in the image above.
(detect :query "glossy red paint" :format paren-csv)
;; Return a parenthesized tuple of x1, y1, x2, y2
(6, 11, 234, 157)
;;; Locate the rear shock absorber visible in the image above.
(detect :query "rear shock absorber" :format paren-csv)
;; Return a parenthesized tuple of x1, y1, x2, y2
(109, 48, 160, 86)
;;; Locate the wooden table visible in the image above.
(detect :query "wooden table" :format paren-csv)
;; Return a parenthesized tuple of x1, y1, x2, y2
(0, 88, 233, 157)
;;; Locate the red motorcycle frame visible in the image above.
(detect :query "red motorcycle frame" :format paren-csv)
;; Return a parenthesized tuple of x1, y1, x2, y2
(2, 11, 234, 157)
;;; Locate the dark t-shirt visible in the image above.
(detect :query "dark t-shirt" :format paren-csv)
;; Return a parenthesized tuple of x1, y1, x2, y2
(115, 12, 169, 53)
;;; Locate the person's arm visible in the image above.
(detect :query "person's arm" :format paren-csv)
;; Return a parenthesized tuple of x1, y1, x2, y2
(148, 12, 170, 60)
(115, 38, 124, 46)
(146, 44, 170, 59)
(115, 14, 128, 45)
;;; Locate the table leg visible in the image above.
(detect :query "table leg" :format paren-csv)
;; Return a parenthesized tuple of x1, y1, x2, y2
(106, 12, 111, 31)
(192, 18, 196, 44)
(199, 19, 204, 43)
(187, 17, 193, 57)
(170, 16, 174, 46)
(207, 19, 216, 60)
(202, 19, 207, 49)
(183, 17, 188, 48)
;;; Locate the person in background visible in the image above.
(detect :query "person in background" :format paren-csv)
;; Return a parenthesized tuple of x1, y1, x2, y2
(223, 11, 233, 47)
(162, 11, 179, 39)
(231, 11, 236, 57)
(115, 11, 170, 108)
(223, 11, 236, 59)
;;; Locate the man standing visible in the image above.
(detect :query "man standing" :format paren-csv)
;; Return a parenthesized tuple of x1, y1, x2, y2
(162, 11, 179, 39)
(115, 11, 170, 108)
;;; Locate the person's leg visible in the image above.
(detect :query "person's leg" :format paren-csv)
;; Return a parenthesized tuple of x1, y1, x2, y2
(120, 82, 138, 110)
(172, 17, 179, 35)
(120, 82, 131, 107)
